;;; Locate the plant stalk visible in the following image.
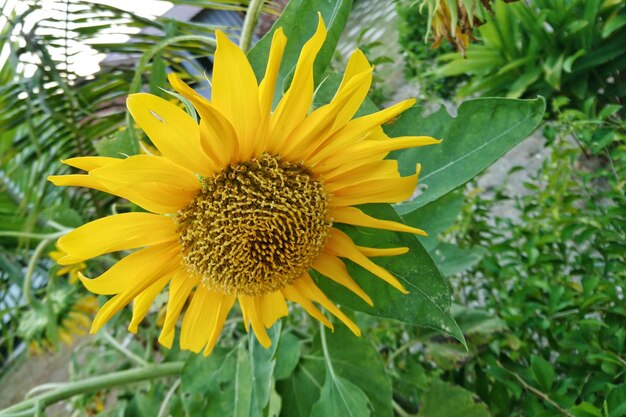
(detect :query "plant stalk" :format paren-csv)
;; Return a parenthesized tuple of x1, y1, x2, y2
(0, 362, 184, 416)
(239, 0, 265, 53)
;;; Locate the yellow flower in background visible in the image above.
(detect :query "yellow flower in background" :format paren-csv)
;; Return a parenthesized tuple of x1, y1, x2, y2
(50, 247, 87, 284)
(431, 0, 474, 54)
(48, 16, 440, 355)
(26, 295, 98, 354)
(427, 0, 520, 54)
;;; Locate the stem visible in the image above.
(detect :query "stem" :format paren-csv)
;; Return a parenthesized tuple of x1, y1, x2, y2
(100, 331, 149, 368)
(157, 378, 181, 417)
(392, 399, 417, 417)
(497, 361, 574, 417)
(23, 238, 53, 306)
(0, 230, 67, 240)
(239, 0, 264, 53)
(0, 362, 184, 416)
(319, 322, 336, 379)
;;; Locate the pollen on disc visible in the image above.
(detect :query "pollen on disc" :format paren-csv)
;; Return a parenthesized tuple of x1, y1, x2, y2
(176, 153, 332, 296)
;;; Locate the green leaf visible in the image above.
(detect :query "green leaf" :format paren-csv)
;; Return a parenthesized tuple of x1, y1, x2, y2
(234, 346, 253, 417)
(181, 327, 282, 417)
(398, 190, 465, 251)
(247, 0, 352, 104)
(311, 373, 370, 417)
(316, 204, 464, 344)
(418, 380, 491, 417)
(310, 374, 370, 417)
(530, 355, 555, 392)
(569, 402, 603, 417)
(181, 344, 252, 417)
(274, 331, 302, 380)
(605, 384, 626, 417)
(451, 305, 507, 336)
(148, 52, 167, 97)
(389, 98, 546, 212)
(431, 243, 487, 277)
(277, 327, 392, 417)
(249, 323, 281, 417)
(95, 129, 139, 157)
(603, 14, 626, 38)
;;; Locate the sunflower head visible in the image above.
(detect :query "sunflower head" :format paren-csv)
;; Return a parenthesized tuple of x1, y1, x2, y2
(48, 16, 440, 355)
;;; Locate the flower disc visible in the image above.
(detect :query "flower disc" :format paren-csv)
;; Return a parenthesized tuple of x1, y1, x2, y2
(176, 153, 331, 296)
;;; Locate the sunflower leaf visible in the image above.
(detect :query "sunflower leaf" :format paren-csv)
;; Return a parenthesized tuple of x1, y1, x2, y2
(389, 97, 546, 212)
(247, 0, 352, 103)
(310, 374, 371, 417)
(276, 326, 392, 417)
(181, 326, 282, 417)
(316, 203, 465, 345)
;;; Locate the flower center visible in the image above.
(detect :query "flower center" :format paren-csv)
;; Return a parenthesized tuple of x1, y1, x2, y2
(176, 153, 331, 296)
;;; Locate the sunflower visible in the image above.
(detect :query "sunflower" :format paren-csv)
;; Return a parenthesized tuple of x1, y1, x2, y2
(48, 16, 439, 355)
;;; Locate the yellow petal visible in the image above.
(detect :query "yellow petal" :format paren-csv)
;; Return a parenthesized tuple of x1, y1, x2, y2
(90, 155, 200, 193)
(326, 229, 408, 293)
(295, 274, 361, 336)
(307, 99, 417, 166)
(212, 31, 260, 162)
(259, 291, 289, 328)
(129, 274, 172, 333)
(89, 254, 181, 334)
(168, 73, 239, 168)
(282, 69, 373, 162)
(61, 156, 122, 171)
(117, 182, 197, 214)
(239, 295, 271, 348)
(127, 93, 214, 176)
(48, 173, 195, 214)
(57, 213, 178, 263)
(259, 27, 288, 116)
(323, 160, 400, 193)
(281, 283, 333, 329)
(159, 271, 200, 348)
(180, 288, 222, 353)
(330, 206, 427, 236)
(268, 16, 327, 154)
(79, 241, 180, 295)
(330, 172, 419, 206)
(203, 294, 235, 356)
(48, 174, 111, 194)
(357, 246, 409, 257)
(312, 251, 373, 306)
(346, 136, 442, 161)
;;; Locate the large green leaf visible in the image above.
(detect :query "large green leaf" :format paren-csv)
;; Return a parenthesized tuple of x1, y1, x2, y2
(316, 204, 464, 344)
(181, 326, 281, 417)
(277, 327, 392, 417)
(419, 380, 491, 417)
(310, 374, 370, 417)
(399, 189, 465, 250)
(388, 97, 545, 212)
(249, 324, 281, 417)
(247, 0, 352, 101)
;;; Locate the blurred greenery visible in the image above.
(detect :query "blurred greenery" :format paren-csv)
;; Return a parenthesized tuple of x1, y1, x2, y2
(1, 0, 624, 416)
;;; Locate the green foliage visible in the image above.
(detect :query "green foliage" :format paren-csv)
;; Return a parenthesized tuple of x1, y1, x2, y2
(394, 0, 461, 100)
(433, 0, 626, 110)
(390, 97, 546, 211)
(389, 113, 625, 416)
(419, 380, 490, 417)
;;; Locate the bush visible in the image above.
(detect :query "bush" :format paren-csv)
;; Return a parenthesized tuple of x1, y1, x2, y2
(433, 0, 626, 112)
